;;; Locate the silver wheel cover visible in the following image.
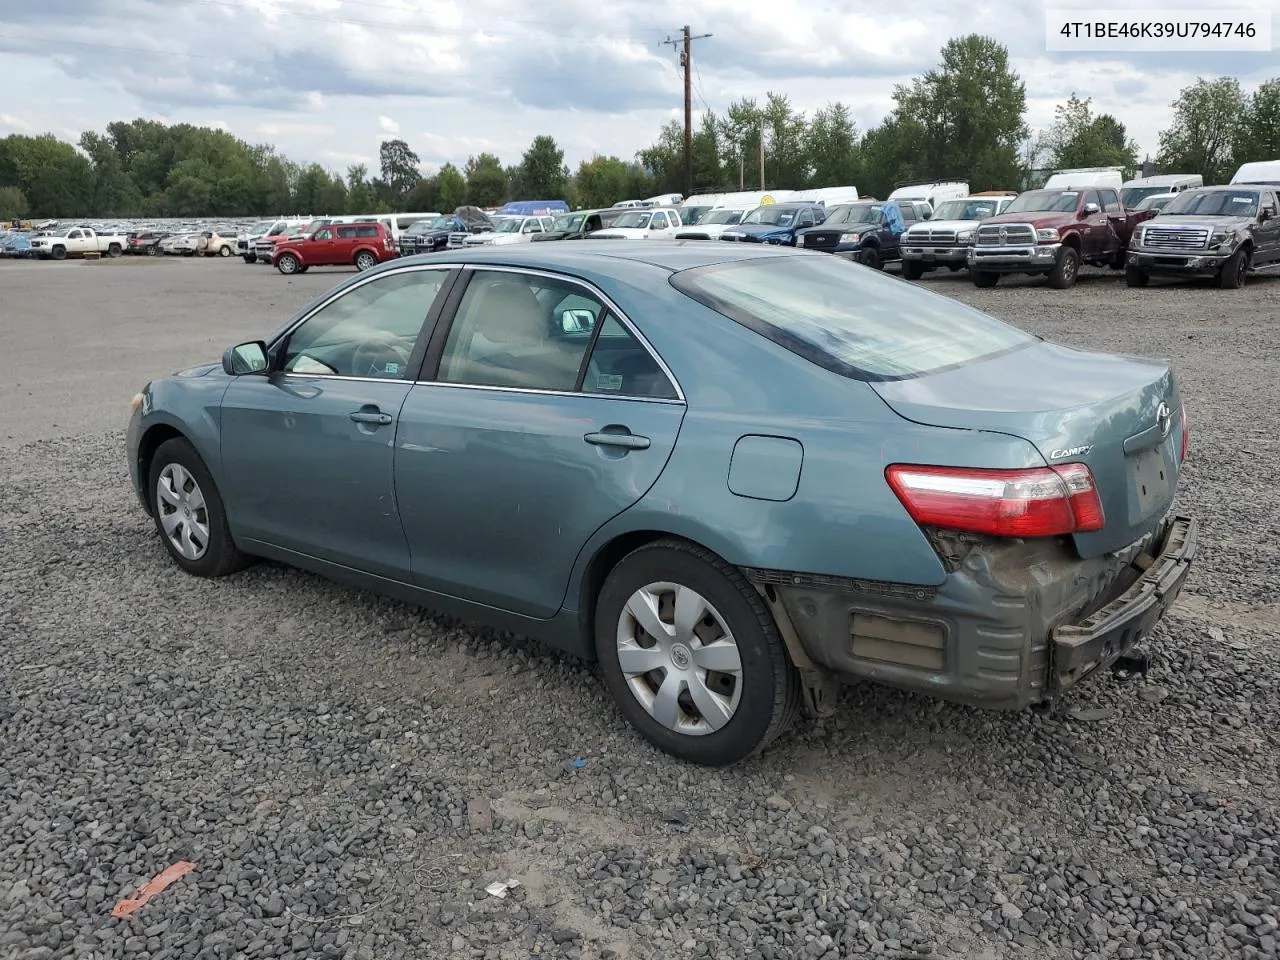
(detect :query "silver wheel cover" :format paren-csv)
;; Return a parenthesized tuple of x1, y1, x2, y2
(616, 581, 743, 736)
(156, 463, 211, 561)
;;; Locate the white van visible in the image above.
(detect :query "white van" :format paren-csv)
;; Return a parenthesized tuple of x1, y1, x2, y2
(1120, 174, 1202, 209)
(677, 193, 725, 227)
(887, 181, 969, 218)
(1230, 160, 1280, 185)
(674, 190, 797, 239)
(790, 185, 860, 207)
(1042, 167, 1124, 190)
(374, 212, 442, 244)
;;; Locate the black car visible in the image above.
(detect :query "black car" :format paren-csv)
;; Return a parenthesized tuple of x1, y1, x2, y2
(794, 201, 920, 269)
(125, 231, 169, 255)
(530, 209, 616, 241)
(397, 216, 466, 255)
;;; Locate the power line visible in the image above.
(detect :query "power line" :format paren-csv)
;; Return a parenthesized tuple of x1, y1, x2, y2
(661, 25, 711, 199)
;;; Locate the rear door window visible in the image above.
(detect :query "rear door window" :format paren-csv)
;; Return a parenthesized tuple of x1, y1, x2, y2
(670, 254, 1033, 381)
(337, 226, 357, 239)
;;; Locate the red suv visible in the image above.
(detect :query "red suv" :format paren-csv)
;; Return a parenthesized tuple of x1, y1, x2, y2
(272, 222, 397, 274)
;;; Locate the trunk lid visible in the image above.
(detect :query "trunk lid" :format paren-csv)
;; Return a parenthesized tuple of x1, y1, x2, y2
(872, 340, 1183, 558)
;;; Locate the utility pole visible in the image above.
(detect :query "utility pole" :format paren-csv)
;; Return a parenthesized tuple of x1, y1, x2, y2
(663, 26, 711, 199)
(759, 122, 765, 189)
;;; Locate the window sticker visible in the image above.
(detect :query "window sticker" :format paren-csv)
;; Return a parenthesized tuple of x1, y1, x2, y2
(595, 373, 623, 391)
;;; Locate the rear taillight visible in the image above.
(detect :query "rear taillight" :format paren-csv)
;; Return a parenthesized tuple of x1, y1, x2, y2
(1179, 402, 1189, 462)
(384, 235, 393, 250)
(885, 463, 1105, 539)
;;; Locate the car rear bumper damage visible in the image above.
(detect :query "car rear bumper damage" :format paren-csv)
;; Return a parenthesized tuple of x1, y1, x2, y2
(744, 513, 1197, 712)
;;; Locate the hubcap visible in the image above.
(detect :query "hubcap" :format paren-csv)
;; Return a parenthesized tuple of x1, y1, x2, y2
(616, 582, 743, 736)
(156, 463, 210, 561)
(358, 253, 375, 269)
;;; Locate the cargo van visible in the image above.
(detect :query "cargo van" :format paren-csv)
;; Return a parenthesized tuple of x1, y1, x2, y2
(677, 193, 725, 226)
(887, 181, 969, 218)
(1042, 167, 1124, 190)
(790, 185, 860, 207)
(497, 200, 570, 216)
(1230, 160, 1280, 185)
(1119, 174, 1201, 208)
(674, 190, 795, 240)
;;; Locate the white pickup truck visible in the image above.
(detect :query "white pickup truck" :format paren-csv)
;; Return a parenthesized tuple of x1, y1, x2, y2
(30, 226, 127, 260)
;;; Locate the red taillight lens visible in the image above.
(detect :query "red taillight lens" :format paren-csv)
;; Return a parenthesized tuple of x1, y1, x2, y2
(1179, 403, 1189, 462)
(885, 463, 1105, 539)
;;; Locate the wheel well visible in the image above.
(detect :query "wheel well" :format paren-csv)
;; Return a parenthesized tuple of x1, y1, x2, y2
(353, 246, 378, 262)
(1061, 233, 1081, 250)
(136, 424, 186, 513)
(575, 530, 705, 656)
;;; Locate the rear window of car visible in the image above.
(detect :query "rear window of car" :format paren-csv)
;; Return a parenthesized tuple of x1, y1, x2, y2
(669, 254, 1034, 381)
(355, 225, 379, 237)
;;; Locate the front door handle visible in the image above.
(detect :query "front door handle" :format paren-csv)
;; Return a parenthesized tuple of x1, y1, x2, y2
(585, 430, 650, 450)
(350, 410, 393, 425)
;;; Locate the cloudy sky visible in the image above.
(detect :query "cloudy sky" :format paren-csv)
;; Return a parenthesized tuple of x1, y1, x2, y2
(1, 0, 1277, 177)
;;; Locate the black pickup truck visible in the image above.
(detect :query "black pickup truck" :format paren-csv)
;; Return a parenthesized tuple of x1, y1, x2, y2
(793, 200, 920, 269)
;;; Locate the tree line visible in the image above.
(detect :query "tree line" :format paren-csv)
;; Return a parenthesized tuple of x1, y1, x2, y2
(1, 35, 1277, 222)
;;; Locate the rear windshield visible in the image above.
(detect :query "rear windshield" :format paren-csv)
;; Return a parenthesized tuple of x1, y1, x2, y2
(669, 254, 1033, 381)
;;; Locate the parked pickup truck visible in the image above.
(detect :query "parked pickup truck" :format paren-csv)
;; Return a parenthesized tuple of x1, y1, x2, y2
(900, 193, 1017, 279)
(29, 226, 127, 260)
(1126, 184, 1280, 290)
(967, 187, 1157, 288)
(794, 200, 918, 268)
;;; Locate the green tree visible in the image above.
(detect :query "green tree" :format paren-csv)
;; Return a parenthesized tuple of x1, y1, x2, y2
(574, 155, 632, 207)
(1235, 78, 1280, 165)
(889, 35, 1028, 190)
(718, 99, 766, 189)
(1043, 93, 1139, 172)
(0, 185, 28, 220)
(378, 138, 421, 202)
(1, 134, 95, 217)
(346, 164, 375, 213)
(637, 119, 685, 194)
(517, 135, 568, 199)
(1156, 78, 1245, 183)
(404, 176, 440, 212)
(806, 102, 859, 188)
(436, 163, 467, 210)
(761, 92, 810, 190)
(464, 153, 508, 207)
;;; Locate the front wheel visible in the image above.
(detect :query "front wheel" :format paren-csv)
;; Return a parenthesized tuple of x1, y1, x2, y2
(276, 253, 300, 275)
(901, 260, 924, 281)
(972, 271, 999, 288)
(1125, 264, 1149, 287)
(1047, 246, 1080, 288)
(594, 539, 801, 766)
(855, 246, 881, 270)
(147, 438, 251, 578)
(51, 246, 67, 261)
(355, 250, 377, 271)
(243, 253, 257, 264)
(1218, 248, 1249, 289)
(218, 244, 231, 257)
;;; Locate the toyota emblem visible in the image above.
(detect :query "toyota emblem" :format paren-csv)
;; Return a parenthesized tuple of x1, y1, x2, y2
(1156, 401, 1172, 439)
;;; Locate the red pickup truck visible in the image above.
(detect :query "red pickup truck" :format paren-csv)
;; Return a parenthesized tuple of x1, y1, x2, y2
(967, 187, 1158, 288)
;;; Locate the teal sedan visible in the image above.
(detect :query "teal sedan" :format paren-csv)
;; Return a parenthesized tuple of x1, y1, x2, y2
(126, 242, 1197, 765)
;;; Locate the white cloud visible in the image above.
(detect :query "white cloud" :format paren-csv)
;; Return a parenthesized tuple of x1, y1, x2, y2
(378, 115, 400, 135)
(0, 112, 33, 132)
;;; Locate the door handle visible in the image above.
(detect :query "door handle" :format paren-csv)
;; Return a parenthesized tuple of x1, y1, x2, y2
(350, 410, 393, 425)
(585, 431, 650, 450)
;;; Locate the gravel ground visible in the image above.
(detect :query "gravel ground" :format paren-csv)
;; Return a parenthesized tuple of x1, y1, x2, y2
(1, 257, 1278, 960)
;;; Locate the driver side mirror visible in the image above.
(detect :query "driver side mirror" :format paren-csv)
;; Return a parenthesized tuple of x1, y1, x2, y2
(558, 309, 596, 335)
(1082, 202, 1101, 216)
(223, 341, 269, 376)
(1262, 207, 1275, 222)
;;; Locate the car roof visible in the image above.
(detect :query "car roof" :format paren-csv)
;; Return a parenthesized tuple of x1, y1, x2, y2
(389, 239, 805, 275)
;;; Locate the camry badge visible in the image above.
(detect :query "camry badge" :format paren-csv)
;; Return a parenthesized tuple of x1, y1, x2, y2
(1156, 401, 1172, 439)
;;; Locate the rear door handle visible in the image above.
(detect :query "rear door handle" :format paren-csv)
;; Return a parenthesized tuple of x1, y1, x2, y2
(350, 410, 393, 425)
(585, 431, 650, 450)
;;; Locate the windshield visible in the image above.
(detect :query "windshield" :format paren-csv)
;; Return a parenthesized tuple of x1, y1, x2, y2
(1120, 185, 1177, 208)
(611, 212, 653, 229)
(495, 219, 525, 233)
(705, 209, 743, 225)
(1162, 189, 1259, 217)
(670, 254, 1032, 380)
(1004, 191, 1079, 213)
(551, 214, 586, 232)
(932, 199, 1003, 220)
(680, 205, 714, 225)
(304, 220, 329, 233)
(407, 217, 451, 234)
(249, 220, 274, 234)
(827, 203, 881, 225)
(741, 206, 799, 226)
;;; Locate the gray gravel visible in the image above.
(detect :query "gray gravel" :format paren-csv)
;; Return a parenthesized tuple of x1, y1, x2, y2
(1, 257, 1278, 959)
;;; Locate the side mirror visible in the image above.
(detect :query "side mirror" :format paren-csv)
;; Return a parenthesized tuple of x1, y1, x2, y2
(558, 309, 596, 334)
(1261, 208, 1275, 222)
(223, 341, 269, 376)
(1082, 202, 1101, 216)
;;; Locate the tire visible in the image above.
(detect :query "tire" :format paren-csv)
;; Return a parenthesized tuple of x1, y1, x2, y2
(1047, 245, 1080, 288)
(972, 271, 999, 288)
(147, 245, 158, 257)
(51, 245, 66, 261)
(276, 253, 300, 275)
(594, 538, 801, 766)
(947, 263, 963, 272)
(901, 260, 924, 281)
(244, 253, 257, 264)
(1125, 265, 1149, 287)
(1218, 247, 1249, 289)
(107, 243, 122, 258)
(147, 437, 250, 578)
(182, 250, 193, 257)
(855, 246, 881, 270)
(355, 250, 377, 271)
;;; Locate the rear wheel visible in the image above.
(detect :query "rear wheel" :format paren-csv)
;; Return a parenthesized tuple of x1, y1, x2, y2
(1218, 247, 1249, 289)
(218, 244, 231, 257)
(971, 271, 999, 288)
(594, 539, 800, 766)
(1047, 246, 1079, 288)
(947, 263, 963, 272)
(276, 253, 300, 275)
(901, 260, 924, 281)
(147, 245, 158, 257)
(107, 243, 122, 257)
(147, 438, 250, 578)
(1125, 265, 1149, 287)
(355, 250, 378, 271)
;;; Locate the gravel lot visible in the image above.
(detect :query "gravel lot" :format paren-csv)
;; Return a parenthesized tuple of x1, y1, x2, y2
(1, 255, 1278, 960)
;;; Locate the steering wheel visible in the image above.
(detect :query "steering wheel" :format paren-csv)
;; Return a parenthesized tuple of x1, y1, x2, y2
(351, 334, 412, 378)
